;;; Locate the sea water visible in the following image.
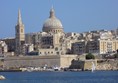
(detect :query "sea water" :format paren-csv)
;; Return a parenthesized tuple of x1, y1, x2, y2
(0, 71, 118, 83)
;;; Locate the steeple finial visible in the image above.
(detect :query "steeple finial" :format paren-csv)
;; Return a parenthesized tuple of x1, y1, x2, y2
(17, 9, 22, 25)
(49, 6, 55, 18)
(51, 5, 54, 9)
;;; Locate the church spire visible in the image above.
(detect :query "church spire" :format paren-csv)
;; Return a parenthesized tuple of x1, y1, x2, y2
(49, 6, 55, 18)
(17, 9, 23, 25)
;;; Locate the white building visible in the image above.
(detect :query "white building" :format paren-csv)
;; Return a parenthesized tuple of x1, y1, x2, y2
(0, 41, 7, 54)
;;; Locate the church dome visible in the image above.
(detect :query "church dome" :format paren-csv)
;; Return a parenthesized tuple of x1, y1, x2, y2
(42, 8, 63, 32)
(43, 18, 63, 28)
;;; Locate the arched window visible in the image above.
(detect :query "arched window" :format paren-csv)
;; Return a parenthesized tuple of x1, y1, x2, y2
(51, 52, 53, 54)
(21, 29, 23, 33)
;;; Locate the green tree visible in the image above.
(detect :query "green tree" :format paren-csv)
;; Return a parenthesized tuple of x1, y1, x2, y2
(114, 54, 118, 58)
(86, 53, 95, 60)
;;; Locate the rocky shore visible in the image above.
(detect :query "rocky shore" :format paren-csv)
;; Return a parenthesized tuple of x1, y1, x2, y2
(96, 59, 118, 70)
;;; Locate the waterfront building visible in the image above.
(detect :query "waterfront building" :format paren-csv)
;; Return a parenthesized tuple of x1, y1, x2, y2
(98, 39, 118, 54)
(71, 40, 87, 55)
(72, 38, 118, 55)
(0, 41, 7, 55)
(71, 29, 118, 55)
(25, 33, 35, 45)
(23, 44, 34, 55)
(1, 38, 15, 52)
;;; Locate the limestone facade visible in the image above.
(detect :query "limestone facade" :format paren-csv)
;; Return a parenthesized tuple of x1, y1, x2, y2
(0, 41, 7, 54)
(69, 60, 97, 70)
(1, 38, 15, 52)
(72, 39, 118, 54)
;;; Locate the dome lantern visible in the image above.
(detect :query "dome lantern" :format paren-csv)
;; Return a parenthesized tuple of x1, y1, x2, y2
(49, 7, 55, 18)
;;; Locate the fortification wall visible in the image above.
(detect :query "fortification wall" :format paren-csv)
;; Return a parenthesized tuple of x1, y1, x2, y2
(69, 59, 118, 70)
(3, 55, 77, 69)
(4, 56, 60, 69)
(60, 55, 77, 68)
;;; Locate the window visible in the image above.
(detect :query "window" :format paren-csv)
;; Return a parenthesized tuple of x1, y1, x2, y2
(51, 52, 53, 54)
(55, 47, 58, 51)
(56, 52, 59, 55)
(21, 29, 23, 33)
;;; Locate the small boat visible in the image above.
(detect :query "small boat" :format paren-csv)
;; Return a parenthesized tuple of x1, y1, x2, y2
(53, 66, 60, 71)
(0, 75, 5, 80)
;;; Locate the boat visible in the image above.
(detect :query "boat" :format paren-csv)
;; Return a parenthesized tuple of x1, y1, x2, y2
(53, 66, 61, 71)
(0, 75, 5, 80)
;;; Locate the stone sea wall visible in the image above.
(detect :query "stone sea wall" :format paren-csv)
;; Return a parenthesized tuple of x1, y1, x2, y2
(3, 55, 77, 69)
(69, 59, 118, 71)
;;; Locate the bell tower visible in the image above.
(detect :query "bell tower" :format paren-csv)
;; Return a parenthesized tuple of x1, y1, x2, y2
(15, 9, 25, 55)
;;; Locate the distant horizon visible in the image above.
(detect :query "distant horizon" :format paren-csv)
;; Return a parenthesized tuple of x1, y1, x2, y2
(0, 0, 118, 38)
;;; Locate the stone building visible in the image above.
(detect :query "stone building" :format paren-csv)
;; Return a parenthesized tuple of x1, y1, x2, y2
(72, 38, 118, 55)
(71, 29, 118, 55)
(71, 40, 87, 55)
(0, 41, 7, 54)
(23, 44, 34, 55)
(98, 39, 118, 54)
(25, 33, 35, 45)
(1, 38, 15, 52)
(38, 7, 66, 55)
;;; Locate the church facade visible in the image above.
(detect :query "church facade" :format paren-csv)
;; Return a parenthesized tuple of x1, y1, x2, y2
(15, 8, 68, 56)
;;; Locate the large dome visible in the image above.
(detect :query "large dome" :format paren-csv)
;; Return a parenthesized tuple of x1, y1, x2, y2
(42, 8, 63, 32)
(43, 18, 63, 28)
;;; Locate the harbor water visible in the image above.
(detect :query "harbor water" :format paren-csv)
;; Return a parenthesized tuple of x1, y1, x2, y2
(0, 71, 118, 83)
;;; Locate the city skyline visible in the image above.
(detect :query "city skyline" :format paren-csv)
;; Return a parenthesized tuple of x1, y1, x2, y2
(0, 0, 118, 38)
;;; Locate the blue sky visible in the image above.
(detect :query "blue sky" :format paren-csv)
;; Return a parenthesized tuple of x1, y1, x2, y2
(0, 0, 118, 38)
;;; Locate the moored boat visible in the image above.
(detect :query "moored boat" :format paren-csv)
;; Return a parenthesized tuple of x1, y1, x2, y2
(53, 66, 61, 71)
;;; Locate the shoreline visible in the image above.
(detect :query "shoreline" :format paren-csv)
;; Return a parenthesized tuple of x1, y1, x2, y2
(0, 69, 117, 72)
